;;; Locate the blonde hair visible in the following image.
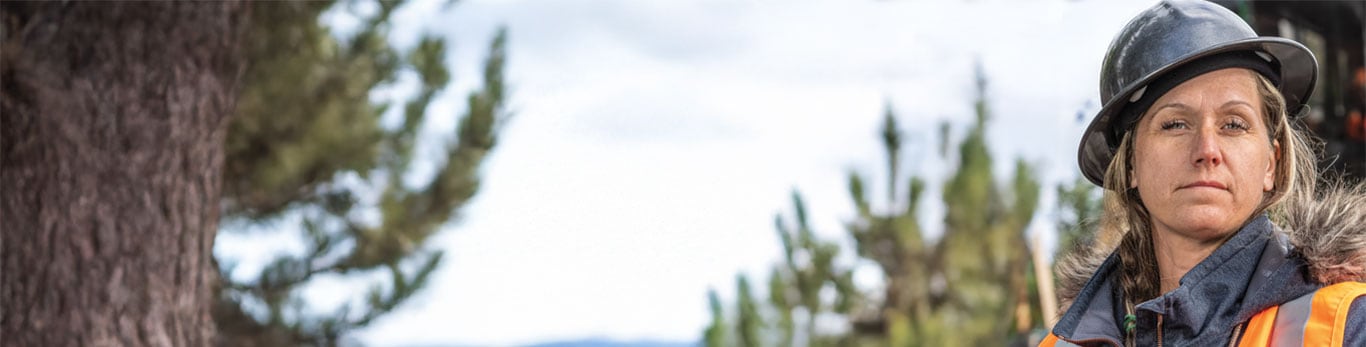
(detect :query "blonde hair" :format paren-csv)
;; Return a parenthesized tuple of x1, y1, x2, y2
(1098, 70, 1320, 316)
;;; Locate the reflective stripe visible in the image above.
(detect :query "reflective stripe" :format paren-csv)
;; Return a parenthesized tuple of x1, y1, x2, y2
(1270, 291, 1314, 346)
(1238, 281, 1366, 347)
(1053, 339, 1082, 347)
(1304, 281, 1366, 347)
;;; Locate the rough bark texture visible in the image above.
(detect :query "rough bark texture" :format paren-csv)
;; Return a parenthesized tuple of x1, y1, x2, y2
(1, 2, 244, 345)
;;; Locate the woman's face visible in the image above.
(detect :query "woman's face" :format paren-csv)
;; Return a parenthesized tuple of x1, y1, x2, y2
(1130, 68, 1277, 242)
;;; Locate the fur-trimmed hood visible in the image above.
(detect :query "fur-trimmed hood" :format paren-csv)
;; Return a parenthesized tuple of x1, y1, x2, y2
(1280, 184, 1366, 285)
(1054, 183, 1366, 313)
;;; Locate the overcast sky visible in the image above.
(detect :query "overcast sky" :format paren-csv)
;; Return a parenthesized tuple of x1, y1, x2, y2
(223, 0, 1158, 346)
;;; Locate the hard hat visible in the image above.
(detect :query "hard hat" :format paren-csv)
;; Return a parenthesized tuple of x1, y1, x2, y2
(1077, 0, 1317, 187)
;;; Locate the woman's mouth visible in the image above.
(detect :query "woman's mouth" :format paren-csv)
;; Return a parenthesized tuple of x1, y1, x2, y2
(1181, 180, 1228, 190)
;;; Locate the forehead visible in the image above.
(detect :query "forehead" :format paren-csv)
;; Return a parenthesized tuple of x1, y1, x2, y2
(1152, 68, 1262, 105)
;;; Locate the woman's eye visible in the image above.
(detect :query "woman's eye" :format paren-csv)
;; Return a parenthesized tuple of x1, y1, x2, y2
(1223, 119, 1250, 131)
(1160, 120, 1188, 130)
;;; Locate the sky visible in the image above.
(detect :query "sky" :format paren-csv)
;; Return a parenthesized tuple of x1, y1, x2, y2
(221, 0, 1156, 346)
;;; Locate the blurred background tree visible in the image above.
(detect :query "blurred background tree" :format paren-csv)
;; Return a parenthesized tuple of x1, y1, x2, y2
(704, 192, 859, 347)
(1052, 178, 1102, 261)
(930, 66, 1041, 346)
(704, 67, 1047, 347)
(1, 2, 245, 344)
(211, 1, 510, 345)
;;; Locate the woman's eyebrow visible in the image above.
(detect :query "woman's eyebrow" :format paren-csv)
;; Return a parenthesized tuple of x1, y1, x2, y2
(1151, 100, 1256, 116)
(1220, 100, 1256, 110)
(1149, 102, 1194, 115)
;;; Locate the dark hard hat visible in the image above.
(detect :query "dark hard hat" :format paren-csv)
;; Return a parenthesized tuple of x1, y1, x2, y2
(1078, 0, 1317, 187)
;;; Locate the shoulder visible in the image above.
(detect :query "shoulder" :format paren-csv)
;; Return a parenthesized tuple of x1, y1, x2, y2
(1312, 281, 1366, 346)
(1346, 295, 1365, 347)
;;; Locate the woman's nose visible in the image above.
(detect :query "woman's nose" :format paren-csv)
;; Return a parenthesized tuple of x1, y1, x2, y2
(1192, 126, 1222, 167)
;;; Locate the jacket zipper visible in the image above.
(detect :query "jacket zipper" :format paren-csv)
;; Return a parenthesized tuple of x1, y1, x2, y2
(1157, 315, 1164, 347)
(1229, 323, 1243, 347)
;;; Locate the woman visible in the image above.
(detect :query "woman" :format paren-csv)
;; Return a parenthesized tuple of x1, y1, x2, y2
(1041, 1, 1366, 346)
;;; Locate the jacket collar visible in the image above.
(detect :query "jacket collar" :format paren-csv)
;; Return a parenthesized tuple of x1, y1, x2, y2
(1051, 215, 1319, 346)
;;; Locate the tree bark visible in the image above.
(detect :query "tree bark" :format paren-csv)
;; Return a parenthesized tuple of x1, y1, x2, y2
(2, 2, 244, 345)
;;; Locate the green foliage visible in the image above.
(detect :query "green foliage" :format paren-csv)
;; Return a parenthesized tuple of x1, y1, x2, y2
(1054, 177, 1102, 260)
(214, 1, 511, 345)
(736, 275, 764, 347)
(706, 67, 1045, 346)
(770, 192, 860, 344)
(704, 289, 728, 347)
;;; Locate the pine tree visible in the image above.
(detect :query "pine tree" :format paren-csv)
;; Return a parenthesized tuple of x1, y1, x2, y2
(704, 67, 1045, 346)
(934, 65, 1040, 345)
(1053, 177, 1103, 260)
(2, 2, 246, 344)
(211, 1, 510, 345)
(735, 275, 764, 347)
(769, 192, 859, 346)
(704, 289, 729, 347)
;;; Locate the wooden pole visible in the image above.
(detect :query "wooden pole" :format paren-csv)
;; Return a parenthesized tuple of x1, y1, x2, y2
(1032, 233, 1059, 328)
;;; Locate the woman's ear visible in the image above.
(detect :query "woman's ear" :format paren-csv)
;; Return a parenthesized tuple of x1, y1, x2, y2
(1264, 139, 1280, 192)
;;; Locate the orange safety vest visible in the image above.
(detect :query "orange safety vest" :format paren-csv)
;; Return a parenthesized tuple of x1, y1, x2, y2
(1238, 281, 1366, 346)
(1039, 281, 1366, 347)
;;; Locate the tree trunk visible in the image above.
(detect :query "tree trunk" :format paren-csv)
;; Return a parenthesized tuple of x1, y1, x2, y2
(2, 2, 244, 345)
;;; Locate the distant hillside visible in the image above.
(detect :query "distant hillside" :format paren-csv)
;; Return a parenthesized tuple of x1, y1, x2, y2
(522, 338, 694, 347)
(391, 337, 693, 347)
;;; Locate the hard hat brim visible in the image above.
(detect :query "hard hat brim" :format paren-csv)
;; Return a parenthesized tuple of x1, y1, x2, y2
(1078, 37, 1317, 187)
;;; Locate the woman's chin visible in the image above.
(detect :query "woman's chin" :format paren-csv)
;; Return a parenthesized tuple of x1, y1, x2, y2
(1157, 206, 1243, 240)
